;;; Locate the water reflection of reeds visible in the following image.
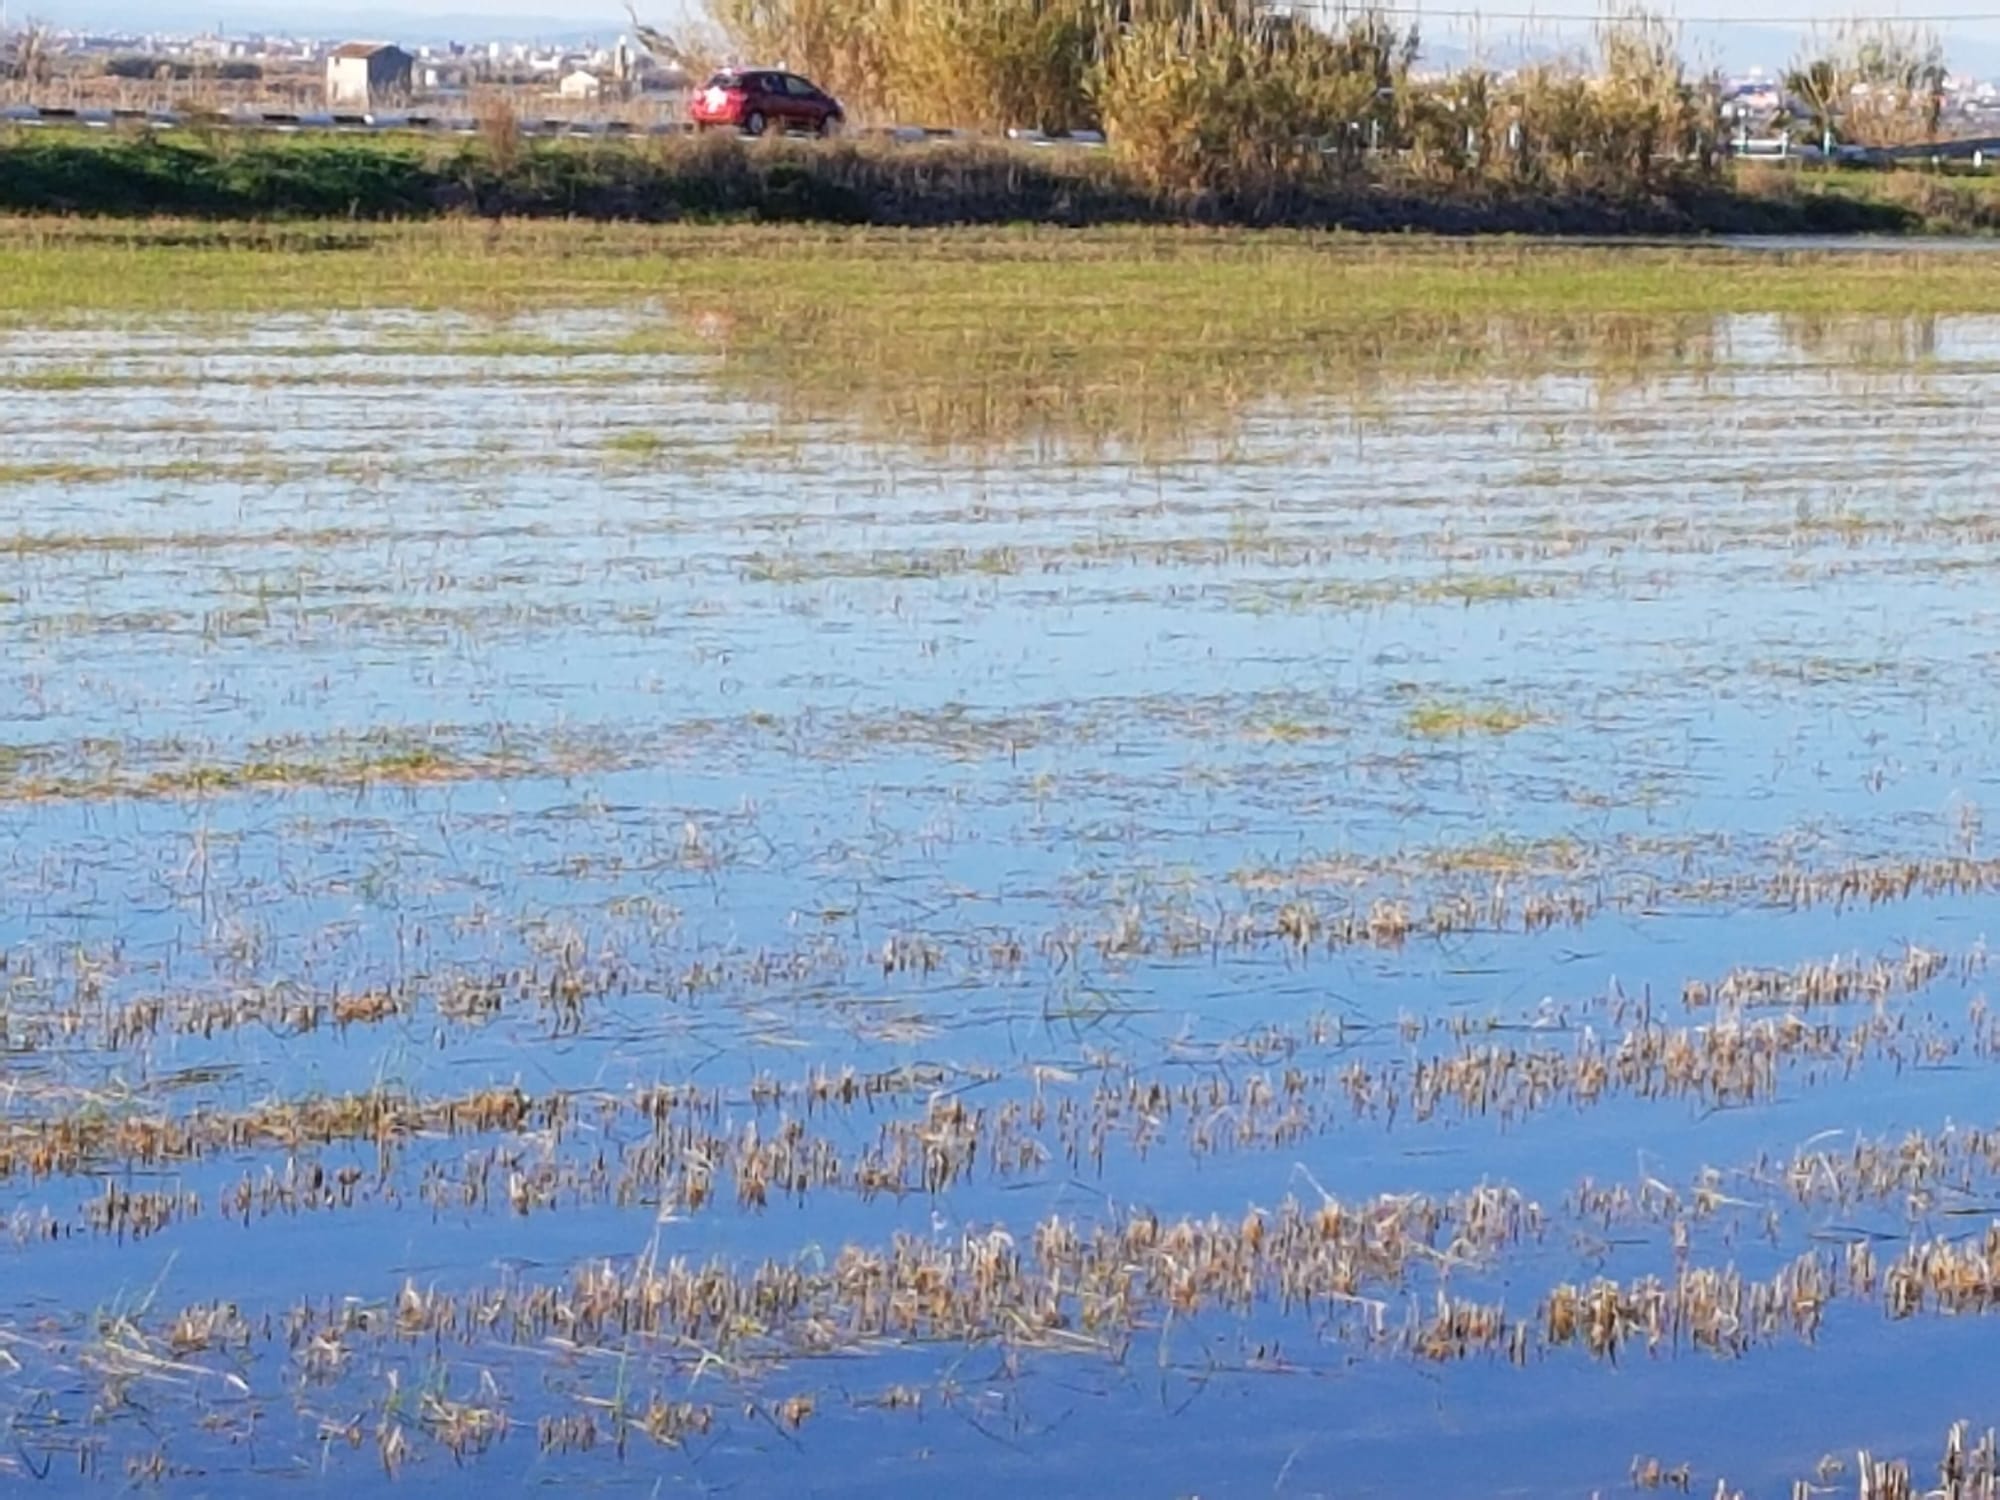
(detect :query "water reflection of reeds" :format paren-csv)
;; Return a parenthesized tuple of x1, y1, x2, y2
(688, 301, 1979, 457)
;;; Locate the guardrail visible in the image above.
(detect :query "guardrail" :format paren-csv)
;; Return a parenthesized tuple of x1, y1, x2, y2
(0, 103, 1108, 146)
(1723, 131, 2000, 166)
(7, 104, 1995, 167)
(1727, 136, 1798, 159)
(1868, 134, 2000, 163)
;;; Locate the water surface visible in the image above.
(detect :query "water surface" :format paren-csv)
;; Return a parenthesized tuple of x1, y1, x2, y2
(2, 306, 1999, 1495)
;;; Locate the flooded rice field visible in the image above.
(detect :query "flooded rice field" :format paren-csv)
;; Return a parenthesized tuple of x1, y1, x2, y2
(4, 294, 2000, 1495)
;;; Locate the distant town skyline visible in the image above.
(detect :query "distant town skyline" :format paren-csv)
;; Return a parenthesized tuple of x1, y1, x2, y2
(20, 0, 2000, 73)
(18, 0, 2000, 25)
(20, 0, 673, 32)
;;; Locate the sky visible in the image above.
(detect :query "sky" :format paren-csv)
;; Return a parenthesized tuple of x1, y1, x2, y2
(25, 1, 653, 33)
(24, 0, 2000, 73)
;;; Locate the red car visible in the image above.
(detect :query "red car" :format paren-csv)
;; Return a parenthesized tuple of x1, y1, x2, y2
(689, 69, 844, 137)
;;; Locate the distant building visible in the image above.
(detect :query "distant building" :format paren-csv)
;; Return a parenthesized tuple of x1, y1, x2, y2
(325, 42, 413, 108)
(558, 68, 602, 100)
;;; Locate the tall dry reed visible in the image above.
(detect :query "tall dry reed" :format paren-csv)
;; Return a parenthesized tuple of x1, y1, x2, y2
(687, 0, 1752, 197)
(1786, 21, 1946, 147)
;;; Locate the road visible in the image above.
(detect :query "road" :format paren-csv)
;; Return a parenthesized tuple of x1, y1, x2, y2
(0, 103, 1106, 147)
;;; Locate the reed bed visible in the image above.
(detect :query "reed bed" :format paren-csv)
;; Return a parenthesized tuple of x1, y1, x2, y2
(675, 0, 1934, 207)
(59, 1194, 2000, 1373)
(3, 955, 1983, 1231)
(3, 837, 1992, 1069)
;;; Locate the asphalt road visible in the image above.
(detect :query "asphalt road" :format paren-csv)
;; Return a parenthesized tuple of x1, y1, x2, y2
(0, 102, 1108, 147)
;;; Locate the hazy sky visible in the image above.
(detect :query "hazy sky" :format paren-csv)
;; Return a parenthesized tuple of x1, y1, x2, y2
(28, 0, 2000, 69)
(36, 0, 654, 15)
(35, 0, 2000, 22)
(30, 0, 655, 24)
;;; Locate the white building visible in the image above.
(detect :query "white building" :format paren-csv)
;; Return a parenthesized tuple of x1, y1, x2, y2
(558, 68, 602, 100)
(325, 42, 413, 108)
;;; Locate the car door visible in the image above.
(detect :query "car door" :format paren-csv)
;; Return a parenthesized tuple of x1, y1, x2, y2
(748, 73, 787, 130)
(780, 74, 825, 130)
(735, 72, 776, 130)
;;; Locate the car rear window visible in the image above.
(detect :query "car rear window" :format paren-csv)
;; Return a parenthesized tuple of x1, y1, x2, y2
(702, 72, 740, 89)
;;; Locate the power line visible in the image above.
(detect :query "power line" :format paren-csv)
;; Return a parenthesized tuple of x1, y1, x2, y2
(1284, 2, 2000, 22)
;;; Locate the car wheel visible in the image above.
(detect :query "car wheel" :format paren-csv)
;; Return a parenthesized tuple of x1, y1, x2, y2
(743, 111, 767, 137)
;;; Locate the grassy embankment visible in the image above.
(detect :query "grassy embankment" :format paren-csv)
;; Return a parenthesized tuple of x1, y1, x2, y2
(5, 129, 2000, 234)
(10, 216, 2000, 321)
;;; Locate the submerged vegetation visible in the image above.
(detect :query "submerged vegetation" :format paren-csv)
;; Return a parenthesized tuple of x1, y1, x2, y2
(1404, 699, 1540, 737)
(6, 219, 2000, 456)
(5, 218, 2000, 1488)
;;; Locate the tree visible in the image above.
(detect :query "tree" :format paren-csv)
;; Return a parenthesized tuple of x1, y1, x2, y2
(4, 21, 52, 85)
(1784, 55, 1843, 147)
(1785, 21, 1947, 148)
(624, 4, 716, 77)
